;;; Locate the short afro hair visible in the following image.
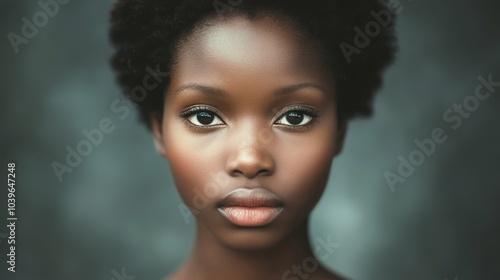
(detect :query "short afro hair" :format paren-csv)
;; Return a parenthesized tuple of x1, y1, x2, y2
(109, 0, 397, 129)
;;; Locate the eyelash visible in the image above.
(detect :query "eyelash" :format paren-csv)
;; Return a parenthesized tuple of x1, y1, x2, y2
(179, 105, 320, 132)
(178, 106, 223, 132)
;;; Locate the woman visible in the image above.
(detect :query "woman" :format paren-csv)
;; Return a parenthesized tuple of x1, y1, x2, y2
(109, 0, 397, 279)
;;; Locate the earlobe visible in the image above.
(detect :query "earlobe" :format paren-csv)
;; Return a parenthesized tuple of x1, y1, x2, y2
(334, 119, 348, 156)
(150, 113, 167, 158)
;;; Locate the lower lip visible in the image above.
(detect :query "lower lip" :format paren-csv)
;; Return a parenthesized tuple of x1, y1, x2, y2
(218, 206, 283, 227)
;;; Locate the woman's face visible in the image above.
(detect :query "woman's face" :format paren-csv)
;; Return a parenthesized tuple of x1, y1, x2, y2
(152, 15, 346, 250)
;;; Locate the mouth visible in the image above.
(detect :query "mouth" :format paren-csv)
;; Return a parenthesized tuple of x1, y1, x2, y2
(217, 188, 284, 227)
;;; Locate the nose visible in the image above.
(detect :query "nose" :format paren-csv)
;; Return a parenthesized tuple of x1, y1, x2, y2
(225, 126, 276, 179)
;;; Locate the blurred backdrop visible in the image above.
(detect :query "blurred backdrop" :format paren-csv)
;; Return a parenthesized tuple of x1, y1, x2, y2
(1, 0, 499, 279)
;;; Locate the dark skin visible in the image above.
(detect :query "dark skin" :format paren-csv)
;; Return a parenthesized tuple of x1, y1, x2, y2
(151, 14, 348, 280)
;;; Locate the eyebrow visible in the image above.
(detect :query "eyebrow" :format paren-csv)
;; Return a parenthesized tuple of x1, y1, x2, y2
(173, 82, 328, 97)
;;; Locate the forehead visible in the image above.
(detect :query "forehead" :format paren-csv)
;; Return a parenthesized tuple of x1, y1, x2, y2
(171, 14, 329, 81)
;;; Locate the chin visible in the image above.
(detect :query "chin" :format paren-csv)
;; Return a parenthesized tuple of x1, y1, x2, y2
(213, 224, 298, 252)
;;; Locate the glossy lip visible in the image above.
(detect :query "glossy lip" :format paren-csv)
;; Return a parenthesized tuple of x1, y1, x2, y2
(217, 188, 284, 227)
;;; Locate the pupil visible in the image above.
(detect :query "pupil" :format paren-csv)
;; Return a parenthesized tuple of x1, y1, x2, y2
(286, 112, 303, 125)
(197, 111, 214, 125)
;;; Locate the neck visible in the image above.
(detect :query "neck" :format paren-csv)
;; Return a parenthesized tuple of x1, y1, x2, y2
(174, 219, 328, 280)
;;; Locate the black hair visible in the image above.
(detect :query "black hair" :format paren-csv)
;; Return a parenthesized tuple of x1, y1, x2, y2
(109, 0, 397, 129)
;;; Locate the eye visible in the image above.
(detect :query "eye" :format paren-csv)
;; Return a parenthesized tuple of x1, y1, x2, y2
(275, 106, 319, 127)
(180, 106, 225, 127)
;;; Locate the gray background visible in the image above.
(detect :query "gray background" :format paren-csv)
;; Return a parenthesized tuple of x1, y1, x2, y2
(1, 0, 499, 279)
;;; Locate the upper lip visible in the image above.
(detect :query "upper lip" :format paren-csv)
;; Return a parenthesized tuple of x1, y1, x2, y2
(218, 188, 283, 208)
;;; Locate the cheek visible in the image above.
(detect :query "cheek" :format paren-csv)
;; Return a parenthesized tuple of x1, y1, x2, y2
(161, 109, 339, 215)
(162, 124, 227, 209)
(163, 127, 208, 207)
(276, 131, 337, 210)
(165, 146, 201, 206)
(286, 147, 333, 204)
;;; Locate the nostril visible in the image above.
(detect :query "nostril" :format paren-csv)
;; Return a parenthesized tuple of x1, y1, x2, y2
(225, 148, 276, 178)
(257, 169, 270, 176)
(231, 169, 244, 176)
(229, 168, 270, 179)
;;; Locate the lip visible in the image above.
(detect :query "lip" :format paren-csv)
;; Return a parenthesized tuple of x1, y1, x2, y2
(217, 188, 284, 227)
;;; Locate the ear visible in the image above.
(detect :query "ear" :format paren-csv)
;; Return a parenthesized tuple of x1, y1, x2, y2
(334, 118, 348, 156)
(150, 112, 167, 158)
